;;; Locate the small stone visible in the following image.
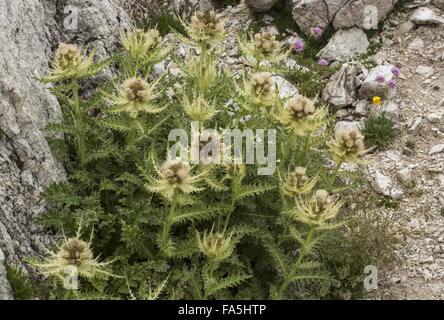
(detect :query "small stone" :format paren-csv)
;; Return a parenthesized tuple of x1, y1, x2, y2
(397, 168, 413, 187)
(429, 144, 444, 155)
(355, 100, 369, 116)
(415, 65, 434, 77)
(408, 117, 423, 134)
(372, 170, 404, 199)
(410, 7, 444, 25)
(271, 76, 299, 99)
(334, 121, 363, 133)
(336, 109, 349, 117)
(399, 20, 415, 34)
(408, 38, 424, 50)
(427, 113, 442, 123)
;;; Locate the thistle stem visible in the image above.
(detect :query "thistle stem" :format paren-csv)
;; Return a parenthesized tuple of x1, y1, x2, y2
(327, 161, 342, 192)
(276, 227, 315, 299)
(72, 79, 86, 163)
(162, 202, 176, 243)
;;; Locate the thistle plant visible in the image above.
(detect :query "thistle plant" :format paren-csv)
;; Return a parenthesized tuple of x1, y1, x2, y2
(145, 159, 204, 200)
(46, 43, 95, 81)
(238, 31, 291, 68)
(273, 189, 343, 299)
(182, 94, 217, 123)
(107, 77, 165, 117)
(181, 10, 226, 46)
(35, 15, 365, 301)
(274, 95, 327, 137)
(30, 223, 115, 287)
(238, 72, 276, 109)
(326, 129, 370, 192)
(329, 129, 367, 164)
(120, 28, 162, 60)
(282, 167, 318, 196)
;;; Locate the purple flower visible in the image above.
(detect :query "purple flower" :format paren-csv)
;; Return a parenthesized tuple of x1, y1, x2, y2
(391, 67, 401, 77)
(317, 59, 329, 66)
(314, 27, 323, 37)
(294, 40, 304, 52)
(388, 80, 398, 89)
(375, 75, 386, 83)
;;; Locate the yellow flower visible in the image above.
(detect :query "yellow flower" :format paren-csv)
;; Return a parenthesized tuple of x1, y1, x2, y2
(373, 96, 382, 105)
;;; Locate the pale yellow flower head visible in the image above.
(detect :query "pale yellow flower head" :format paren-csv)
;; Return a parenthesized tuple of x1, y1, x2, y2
(108, 77, 164, 117)
(183, 94, 216, 122)
(197, 229, 234, 262)
(254, 32, 280, 58)
(288, 95, 315, 119)
(238, 31, 290, 65)
(245, 72, 275, 106)
(120, 28, 162, 59)
(147, 159, 204, 199)
(330, 129, 368, 164)
(274, 95, 327, 136)
(189, 10, 225, 43)
(31, 232, 115, 280)
(49, 43, 94, 80)
(290, 189, 343, 228)
(282, 167, 318, 196)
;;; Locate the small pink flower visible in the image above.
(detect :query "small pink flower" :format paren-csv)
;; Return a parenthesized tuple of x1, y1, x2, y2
(294, 40, 304, 52)
(317, 59, 329, 66)
(375, 75, 385, 83)
(314, 27, 323, 37)
(388, 80, 398, 89)
(391, 67, 401, 77)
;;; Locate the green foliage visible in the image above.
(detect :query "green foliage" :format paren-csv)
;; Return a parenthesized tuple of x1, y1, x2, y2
(5, 263, 35, 300)
(33, 15, 372, 300)
(145, 15, 186, 37)
(213, 0, 241, 7)
(314, 191, 399, 299)
(362, 112, 399, 150)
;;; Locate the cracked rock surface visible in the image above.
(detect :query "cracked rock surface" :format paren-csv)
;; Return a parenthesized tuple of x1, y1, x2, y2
(0, 0, 132, 299)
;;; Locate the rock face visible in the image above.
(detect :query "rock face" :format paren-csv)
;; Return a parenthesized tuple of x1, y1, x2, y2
(246, 0, 281, 12)
(322, 64, 358, 108)
(434, 0, 444, 10)
(0, 0, 132, 299)
(317, 28, 369, 62)
(292, 0, 398, 35)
